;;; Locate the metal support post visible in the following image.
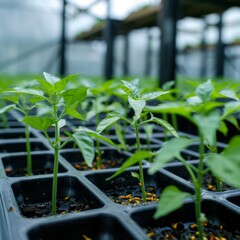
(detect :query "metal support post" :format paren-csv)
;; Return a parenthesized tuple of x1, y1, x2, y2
(215, 13, 224, 77)
(158, 0, 179, 87)
(59, 0, 67, 76)
(145, 29, 152, 76)
(123, 33, 129, 76)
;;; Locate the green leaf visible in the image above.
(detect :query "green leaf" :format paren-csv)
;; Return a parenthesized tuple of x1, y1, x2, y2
(54, 74, 78, 93)
(131, 171, 140, 181)
(140, 91, 169, 100)
(195, 79, 213, 102)
(76, 127, 120, 149)
(224, 114, 240, 130)
(0, 104, 16, 114)
(106, 151, 154, 181)
(193, 111, 220, 146)
(218, 121, 228, 136)
(154, 186, 190, 219)
(142, 124, 154, 140)
(43, 72, 60, 85)
(220, 89, 239, 101)
(37, 76, 54, 94)
(58, 119, 66, 129)
(121, 79, 139, 96)
(162, 81, 175, 90)
(96, 115, 121, 133)
(149, 137, 194, 174)
(72, 131, 94, 167)
(22, 116, 54, 130)
(128, 96, 146, 120)
(151, 116, 179, 138)
(65, 107, 85, 120)
(186, 96, 203, 105)
(115, 123, 126, 148)
(63, 87, 88, 106)
(222, 101, 240, 119)
(145, 102, 192, 122)
(206, 136, 240, 188)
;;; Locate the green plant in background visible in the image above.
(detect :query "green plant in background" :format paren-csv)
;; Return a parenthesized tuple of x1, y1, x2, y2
(0, 83, 45, 176)
(22, 72, 118, 216)
(148, 79, 240, 240)
(83, 80, 125, 169)
(97, 79, 178, 202)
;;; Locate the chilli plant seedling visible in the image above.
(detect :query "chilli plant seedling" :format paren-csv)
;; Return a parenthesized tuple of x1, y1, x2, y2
(0, 84, 45, 176)
(22, 72, 118, 216)
(148, 79, 240, 240)
(96, 79, 178, 202)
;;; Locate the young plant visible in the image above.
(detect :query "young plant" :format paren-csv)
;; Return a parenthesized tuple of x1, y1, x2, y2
(148, 79, 240, 239)
(22, 72, 119, 216)
(97, 79, 178, 202)
(0, 84, 45, 175)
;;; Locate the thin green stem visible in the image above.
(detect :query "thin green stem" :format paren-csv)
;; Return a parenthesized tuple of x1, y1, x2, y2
(163, 113, 168, 141)
(195, 133, 204, 240)
(171, 114, 178, 132)
(213, 134, 222, 192)
(25, 123, 32, 176)
(52, 101, 60, 216)
(135, 125, 146, 202)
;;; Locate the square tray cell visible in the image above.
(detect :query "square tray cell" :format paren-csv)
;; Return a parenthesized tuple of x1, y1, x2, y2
(2, 153, 67, 177)
(0, 140, 48, 154)
(60, 148, 130, 171)
(86, 168, 193, 206)
(226, 195, 240, 208)
(131, 199, 240, 239)
(0, 130, 35, 140)
(12, 176, 104, 218)
(27, 213, 138, 240)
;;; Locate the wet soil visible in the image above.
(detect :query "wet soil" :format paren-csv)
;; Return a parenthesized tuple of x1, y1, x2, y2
(5, 167, 53, 177)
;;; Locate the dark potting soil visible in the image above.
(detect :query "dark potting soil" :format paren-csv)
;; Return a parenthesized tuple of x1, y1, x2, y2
(5, 167, 53, 177)
(103, 175, 161, 206)
(145, 221, 240, 240)
(73, 157, 126, 171)
(19, 195, 90, 218)
(201, 172, 233, 192)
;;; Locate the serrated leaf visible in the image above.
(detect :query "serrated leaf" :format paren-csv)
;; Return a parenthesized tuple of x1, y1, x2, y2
(63, 87, 88, 106)
(149, 137, 194, 174)
(154, 186, 190, 219)
(195, 79, 213, 102)
(96, 116, 121, 133)
(0, 104, 16, 114)
(151, 116, 179, 138)
(22, 116, 54, 130)
(72, 131, 94, 167)
(106, 151, 154, 180)
(128, 96, 146, 120)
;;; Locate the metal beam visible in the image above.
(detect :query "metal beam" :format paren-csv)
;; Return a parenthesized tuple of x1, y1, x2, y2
(123, 33, 129, 76)
(158, 0, 180, 87)
(59, 0, 67, 76)
(215, 13, 224, 77)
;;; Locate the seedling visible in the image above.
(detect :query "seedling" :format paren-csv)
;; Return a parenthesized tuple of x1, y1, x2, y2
(22, 72, 118, 216)
(148, 79, 240, 239)
(97, 79, 178, 202)
(0, 84, 45, 175)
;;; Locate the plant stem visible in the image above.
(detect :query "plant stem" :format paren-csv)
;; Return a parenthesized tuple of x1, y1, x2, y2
(195, 133, 204, 240)
(171, 114, 178, 132)
(52, 102, 60, 216)
(95, 101, 101, 169)
(213, 134, 222, 192)
(135, 125, 146, 202)
(163, 113, 169, 141)
(25, 123, 32, 176)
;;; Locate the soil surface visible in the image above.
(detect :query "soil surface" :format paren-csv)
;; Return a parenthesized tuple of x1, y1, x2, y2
(19, 195, 90, 218)
(72, 157, 126, 171)
(5, 167, 53, 177)
(145, 221, 240, 239)
(103, 175, 161, 206)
